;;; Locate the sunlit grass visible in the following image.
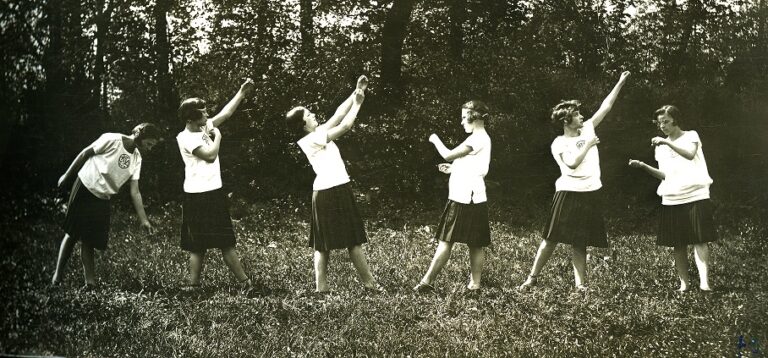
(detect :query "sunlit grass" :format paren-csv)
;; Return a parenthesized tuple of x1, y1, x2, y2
(1, 196, 766, 357)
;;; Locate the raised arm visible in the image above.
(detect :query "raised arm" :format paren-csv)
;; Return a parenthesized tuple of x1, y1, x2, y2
(192, 127, 222, 163)
(326, 89, 365, 142)
(589, 71, 630, 128)
(429, 134, 473, 162)
(321, 75, 369, 130)
(652, 137, 697, 160)
(628, 159, 666, 180)
(58, 146, 96, 187)
(560, 136, 600, 169)
(129, 179, 154, 233)
(209, 78, 254, 128)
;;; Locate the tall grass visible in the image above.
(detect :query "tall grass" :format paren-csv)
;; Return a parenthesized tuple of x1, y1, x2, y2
(0, 195, 766, 357)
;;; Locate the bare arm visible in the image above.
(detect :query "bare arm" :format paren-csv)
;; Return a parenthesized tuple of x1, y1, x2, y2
(560, 136, 600, 169)
(192, 127, 222, 163)
(429, 134, 473, 161)
(58, 147, 96, 187)
(320, 75, 369, 130)
(210, 79, 254, 128)
(326, 89, 365, 142)
(628, 159, 666, 180)
(129, 179, 154, 233)
(589, 71, 630, 128)
(652, 137, 697, 160)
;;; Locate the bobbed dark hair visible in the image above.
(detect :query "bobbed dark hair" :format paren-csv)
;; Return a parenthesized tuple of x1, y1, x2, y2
(653, 105, 682, 127)
(285, 106, 307, 139)
(461, 100, 490, 123)
(132, 123, 160, 143)
(551, 100, 581, 126)
(178, 98, 207, 123)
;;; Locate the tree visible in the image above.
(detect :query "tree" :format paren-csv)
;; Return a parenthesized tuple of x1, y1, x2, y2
(380, 0, 417, 106)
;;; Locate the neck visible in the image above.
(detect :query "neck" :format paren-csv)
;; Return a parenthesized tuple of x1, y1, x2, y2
(186, 121, 203, 132)
(123, 135, 136, 152)
(668, 128, 683, 140)
(563, 126, 579, 137)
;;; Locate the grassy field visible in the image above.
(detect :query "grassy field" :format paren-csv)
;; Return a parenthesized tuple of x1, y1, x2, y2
(1, 194, 766, 357)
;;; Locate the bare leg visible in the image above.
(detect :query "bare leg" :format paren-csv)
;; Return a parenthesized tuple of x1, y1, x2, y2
(417, 241, 454, 286)
(189, 251, 206, 285)
(221, 246, 248, 282)
(519, 239, 558, 289)
(348, 245, 376, 288)
(693, 243, 711, 291)
(467, 247, 485, 289)
(673, 246, 690, 291)
(81, 242, 97, 286)
(52, 234, 76, 284)
(314, 250, 330, 292)
(572, 245, 587, 288)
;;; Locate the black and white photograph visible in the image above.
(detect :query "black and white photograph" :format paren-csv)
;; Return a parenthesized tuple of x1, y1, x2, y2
(1, 0, 766, 356)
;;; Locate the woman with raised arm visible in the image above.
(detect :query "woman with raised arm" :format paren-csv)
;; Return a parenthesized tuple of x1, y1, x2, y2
(519, 71, 631, 291)
(285, 75, 384, 294)
(629, 105, 716, 291)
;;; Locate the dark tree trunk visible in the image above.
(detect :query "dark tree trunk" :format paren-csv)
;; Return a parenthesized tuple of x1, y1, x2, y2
(299, 0, 315, 58)
(448, 0, 465, 69)
(155, 0, 177, 125)
(380, 0, 417, 106)
(93, 0, 114, 119)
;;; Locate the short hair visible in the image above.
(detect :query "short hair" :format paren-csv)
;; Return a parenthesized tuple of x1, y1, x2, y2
(178, 98, 206, 123)
(132, 123, 160, 143)
(461, 100, 490, 123)
(285, 106, 307, 138)
(551, 100, 581, 125)
(653, 105, 682, 127)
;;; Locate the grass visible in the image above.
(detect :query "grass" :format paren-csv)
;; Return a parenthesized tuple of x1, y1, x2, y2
(0, 194, 766, 357)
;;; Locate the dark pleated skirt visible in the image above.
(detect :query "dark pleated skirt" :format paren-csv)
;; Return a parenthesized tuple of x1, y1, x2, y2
(309, 183, 368, 251)
(543, 190, 608, 248)
(657, 199, 717, 247)
(63, 178, 111, 250)
(435, 200, 491, 248)
(180, 189, 236, 253)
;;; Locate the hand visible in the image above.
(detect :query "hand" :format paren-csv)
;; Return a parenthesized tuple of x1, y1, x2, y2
(619, 71, 631, 81)
(141, 221, 156, 235)
(651, 136, 667, 146)
(57, 174, 68, 188)
(352, 89, 365, 105)
(240, 78, 254, 94)
(587, 136, 600, 147)
(437, 163, 452, 174)
(628, 159, 643, 168)
(428, 134, 440, 144)
(356, 75, 369, 91)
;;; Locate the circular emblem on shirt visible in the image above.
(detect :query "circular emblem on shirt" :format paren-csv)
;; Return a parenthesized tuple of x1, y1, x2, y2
(576, 140, 585, 149)
(118, 154, 131, 169)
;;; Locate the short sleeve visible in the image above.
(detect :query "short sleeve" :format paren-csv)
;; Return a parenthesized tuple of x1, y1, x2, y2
(91, 134, 115, 155)
(179, 132, 205, 154)
(462, 133, 486, 155)
(685, 131, 701, 144)
(551, 137, 565, 157)
(297, 130, 328, 158)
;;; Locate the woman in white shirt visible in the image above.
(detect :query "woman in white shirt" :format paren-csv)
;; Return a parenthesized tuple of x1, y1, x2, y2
(176, 79, 253, 290)
(285, 75, 383, 294)
(52, 123, 159, 288)
(413, 100, 492, 293)
(629, 105, 716, 291)
(520, 71, 630, 291)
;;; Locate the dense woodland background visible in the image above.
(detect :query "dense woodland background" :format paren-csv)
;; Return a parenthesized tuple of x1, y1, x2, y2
(1, 0, 766, 208)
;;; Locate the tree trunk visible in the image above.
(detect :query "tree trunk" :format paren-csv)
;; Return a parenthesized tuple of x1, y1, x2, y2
(380, 0, 417, 106)
(448, 0, 465, 70)
(155, 0, 177, 125)
(93, 0, 114, 119)
(299, 0, 315, 58)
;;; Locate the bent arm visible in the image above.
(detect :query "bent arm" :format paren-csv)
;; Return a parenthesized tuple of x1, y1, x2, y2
(431, 136, 473, 161)
(629, 160, 665, 180)
(320, 94, 355, 131)
(191, 135, 222, 163)
(590, 71, 630, 128)
(58, 147, 96, 187)
(326, 89, 365, 142)
(560, 142, 596, 169)
(665, 141, 697, 161)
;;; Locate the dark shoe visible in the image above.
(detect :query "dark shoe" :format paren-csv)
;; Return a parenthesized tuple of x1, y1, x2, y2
(363, 284, 387, 294)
